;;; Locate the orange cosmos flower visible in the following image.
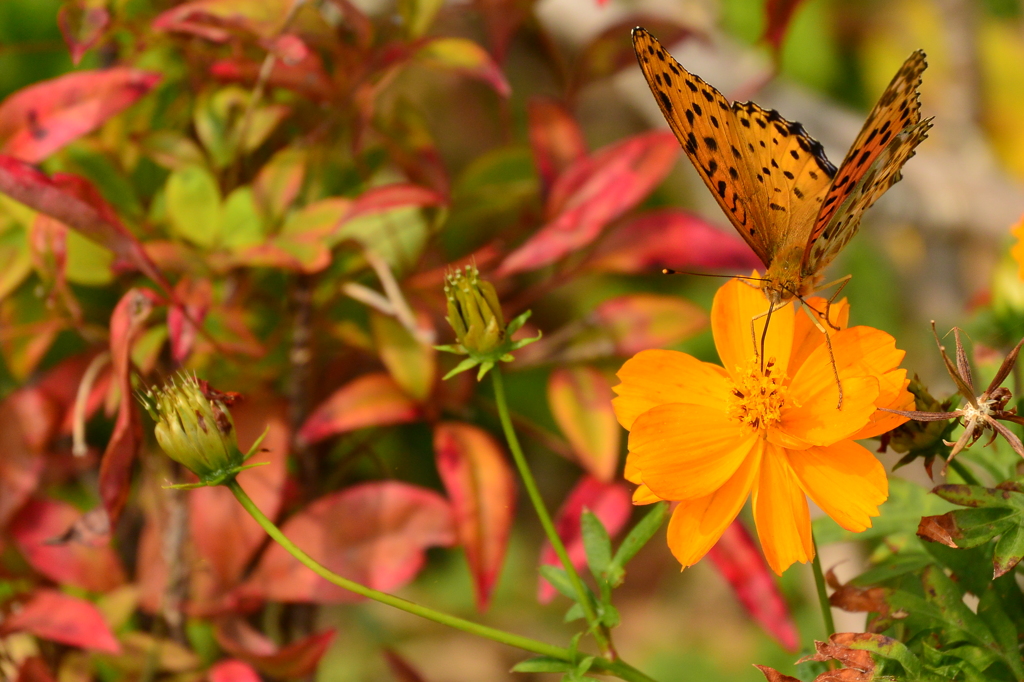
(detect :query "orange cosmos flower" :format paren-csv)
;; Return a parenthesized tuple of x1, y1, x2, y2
(612, 278, 913, 574)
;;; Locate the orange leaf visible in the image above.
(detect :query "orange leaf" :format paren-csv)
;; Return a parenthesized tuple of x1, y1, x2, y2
(434, 422, 516, 610)
(297, 373, 422, 445)
(547, 367, 620, 482)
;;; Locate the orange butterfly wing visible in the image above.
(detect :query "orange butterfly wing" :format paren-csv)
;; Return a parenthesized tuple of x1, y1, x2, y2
(632, 28, 837, 269)
(803, 51, 930, 273)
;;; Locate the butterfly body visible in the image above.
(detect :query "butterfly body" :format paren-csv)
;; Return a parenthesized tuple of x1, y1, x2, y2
(633, 28, 930, 307)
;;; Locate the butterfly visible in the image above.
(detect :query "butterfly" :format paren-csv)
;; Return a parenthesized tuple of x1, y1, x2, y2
(633, 27, 930, 315)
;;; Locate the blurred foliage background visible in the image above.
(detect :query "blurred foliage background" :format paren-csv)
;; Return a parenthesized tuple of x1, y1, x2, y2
(1, 0, 1024, 681)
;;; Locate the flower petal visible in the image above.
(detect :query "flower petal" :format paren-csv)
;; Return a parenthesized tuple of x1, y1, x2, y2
(613, 350, 729, 430)
(852, 372, 912, 439)
(789, 440, 888, 533)
(629, 403, 756, 501)
(780, 374, 878, 446)
(788, 297, 849, 375)
(752, 445, 813, 574)
(632, 483, 661, 505)
(712, 278, 794, 381)
(665, 441, 762, 568)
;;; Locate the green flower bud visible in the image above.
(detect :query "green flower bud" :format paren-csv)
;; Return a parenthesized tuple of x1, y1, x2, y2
(436, 265, 541, 381)
(140, 374, 266, 487)
(445, 265, 505, 356)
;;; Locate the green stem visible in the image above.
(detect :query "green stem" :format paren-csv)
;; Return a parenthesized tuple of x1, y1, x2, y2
(490, 367, 613, 657)
(227, 479, 565, 659)
(947, 458, 981, 486)
(811, 532, 835, 637)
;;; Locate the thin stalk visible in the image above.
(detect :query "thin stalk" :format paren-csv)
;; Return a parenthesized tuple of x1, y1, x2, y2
(811, 533, 835, 637)
(227, 479, 566, 659)
(947, 457, 981, 485)
(490, 367, 614, 657)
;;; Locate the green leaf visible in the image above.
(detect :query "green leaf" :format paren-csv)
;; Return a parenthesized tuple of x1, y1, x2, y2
(851, 551, 933, 586)
(221, 186, 264, 250)
(564, 602, 585, 622)
(442, 356, 479, 380)
(932, 483, 1024, 511)
(945, 507, 1019, 547)
(977, 582, 1024, 679)
(919, 564, 996, 648)
(65, 229, 114, 286)
(598, 602, 620, 628)
(538, 566, 578, 602)
(511, 657, 574, 673)
(165, 165, 222, 248)
(580, 510, 612, 579)
(610, 501, 667, 585)
(992, 521, 1024, 577)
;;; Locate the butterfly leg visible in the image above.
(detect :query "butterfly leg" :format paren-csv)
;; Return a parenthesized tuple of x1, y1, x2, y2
(802, 305, 844, 410)
(749, 301, 776, 370)
(814, 275, 852, 332)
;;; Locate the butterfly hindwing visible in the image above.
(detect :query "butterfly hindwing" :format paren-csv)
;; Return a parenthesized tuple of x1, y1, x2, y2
(803, 50, 929, 272)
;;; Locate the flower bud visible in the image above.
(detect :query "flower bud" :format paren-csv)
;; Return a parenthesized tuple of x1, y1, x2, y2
(445, 265, 505, 356)
(141, 374, 243, 483)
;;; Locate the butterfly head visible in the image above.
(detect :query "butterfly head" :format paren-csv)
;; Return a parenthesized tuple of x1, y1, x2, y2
(762, 246, 820, 305)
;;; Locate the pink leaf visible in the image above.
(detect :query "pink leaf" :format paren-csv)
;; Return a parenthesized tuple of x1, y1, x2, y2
(336, 184, 447, 229)
(210, 52, 334, 102)
(433, 422, 516, 611)
(0, 68, 159, 162)
(99, 288, 159, 523)
(215, 618, 336, 679)
(707, 520, 800, 652)
(547, 367, 620, 482)
(538, 476, 631, 603)
(14, 657, 56, 682)
(190, 397, 290, 590)
(0, 396, 44, 529)
(498, 132, 679, 276)
(168, 278, 212, 363)
(238, 481, 455, 603)
(297, 373, 422, 446)
(587, 209, 763, 274)
(527, 97, 587, 195)
(9, 498, 126, 592)
(0, 589, 120, 653)
(0, 158, 171, 289)
(209, 660, 261, 682)
(590, 294, 707, 356)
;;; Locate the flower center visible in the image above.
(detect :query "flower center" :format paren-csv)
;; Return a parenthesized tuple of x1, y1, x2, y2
(728, 357, 788, 431)
(961, 398, 993, 422)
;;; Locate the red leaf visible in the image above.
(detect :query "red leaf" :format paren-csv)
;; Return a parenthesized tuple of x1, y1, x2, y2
(538, 476, 631, 602)
(153, 0, 293, 42)
(590, 294, 707, 356)
(0, 158, 170, 290)
(215, 618, 336, 679)
(190, 397, 290, 590)
(706, 520, 800, 652)
(474, 0, 529, 62)
(0, 589, 120, 653)
(337, 184, 447, 228)
(547, 367, 620, 482)
(9, 498, 126, 593)
(208, 660, 261, 682)
(764, 0, 809, 53)
(14, 658, 56, 682)
(498, 132, 679, 276)
(0, 68, 159, 162)
(755, 666, 802, 682)
(210, 53, 334, 102)
(168, 278, 212, 363)
(57, 3, 110, 65)
(238, 481, 455, 603)
(99, 288, 159, 524)
(588, 209, 763, 274)
(297, 373, 422, 446)
(383, 649, 430, 682)
(527, 97, 586, 195)
(0, 396, 44, 529)
(433, 422, 516, 610)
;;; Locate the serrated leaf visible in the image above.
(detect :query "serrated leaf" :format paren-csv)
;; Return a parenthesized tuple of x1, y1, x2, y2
(919, 565, 997, 648)
(580, 510, 612, 579)
(511, 657, 574, 673)
(609, 502, 667, 583)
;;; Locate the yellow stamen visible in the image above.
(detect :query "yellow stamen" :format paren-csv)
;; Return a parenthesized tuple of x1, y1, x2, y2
(728, 357, 788, 431)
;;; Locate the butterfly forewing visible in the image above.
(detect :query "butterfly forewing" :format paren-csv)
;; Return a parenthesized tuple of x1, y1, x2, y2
(803, 50, 929, 272)
(632, 28, 837, 269)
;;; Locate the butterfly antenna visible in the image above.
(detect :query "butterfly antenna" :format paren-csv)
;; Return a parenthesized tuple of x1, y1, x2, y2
(759, 302, 775, 371)
(662, 269, 768, 283)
